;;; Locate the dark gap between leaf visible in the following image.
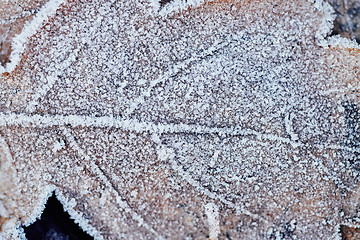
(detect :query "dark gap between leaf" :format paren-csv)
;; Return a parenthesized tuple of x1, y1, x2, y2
(159, 0, 173, 7)
(23, 193, 93, 240)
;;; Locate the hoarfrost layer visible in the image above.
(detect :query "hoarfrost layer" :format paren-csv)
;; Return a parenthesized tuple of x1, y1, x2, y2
(0, 0, 360, 239)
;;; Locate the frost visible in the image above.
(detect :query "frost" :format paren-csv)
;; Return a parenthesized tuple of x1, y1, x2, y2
(0, 218, 27, 240)
(153, 0, 205, 15)
(204, 203, 220, 240)
(0, 0, 66, 74)
(314, 0, 336, 42)
(52, 138, 65, 153)
(0, 200, 8, 218)
(325, 34, 360, 49)
(0, 0, 359, 239)
(22, 185, 56, 228)
(55, 190, 104, 240)
(284, 112, 299, 143)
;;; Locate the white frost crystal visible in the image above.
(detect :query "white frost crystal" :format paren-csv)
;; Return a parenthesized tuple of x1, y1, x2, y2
(205, 203, 220, 240)
(0, 0, 360, 239)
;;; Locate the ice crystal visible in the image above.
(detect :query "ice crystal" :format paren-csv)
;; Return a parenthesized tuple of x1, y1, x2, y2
(0, 0, 360, 239)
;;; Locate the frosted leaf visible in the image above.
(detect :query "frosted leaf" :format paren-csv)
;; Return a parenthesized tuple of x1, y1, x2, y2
(0, 0, 50, 67)
(0, 0, 360, 239)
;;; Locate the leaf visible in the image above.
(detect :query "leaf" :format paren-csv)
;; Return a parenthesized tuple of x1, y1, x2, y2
(0, 0, 360, 239)
(0, 0, 48, 66)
